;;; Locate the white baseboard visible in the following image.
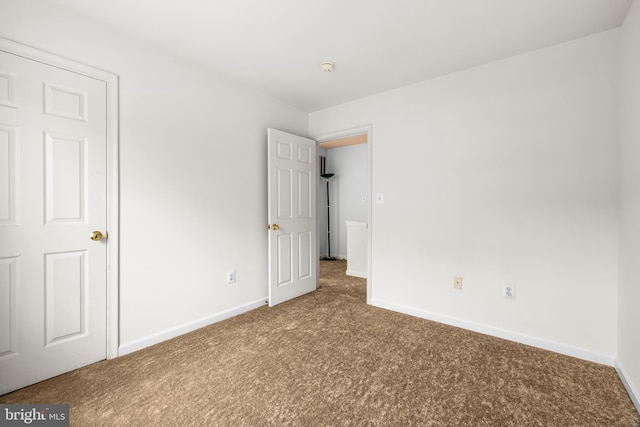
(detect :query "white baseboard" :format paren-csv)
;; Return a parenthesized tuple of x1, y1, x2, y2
(616, 360, 640, 414)
(118, 298, 267, 356)
(346, 270, 367, 278)
(371, 298, 615, 366)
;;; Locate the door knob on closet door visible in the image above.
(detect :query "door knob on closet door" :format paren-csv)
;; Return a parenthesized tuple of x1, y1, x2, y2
(90, 231, 104, 241)
(270, 224, 280, 231)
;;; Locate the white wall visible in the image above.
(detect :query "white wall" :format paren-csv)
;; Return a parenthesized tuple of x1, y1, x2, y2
(617, 0, 640, 410)
(0, 0, 308, 351)
(310, 30, 620, 362)
(324, 144, 368, 259)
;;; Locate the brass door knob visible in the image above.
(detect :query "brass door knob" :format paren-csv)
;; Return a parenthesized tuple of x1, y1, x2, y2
(90, 231, 104, 241)
(270, 224, 280, 231)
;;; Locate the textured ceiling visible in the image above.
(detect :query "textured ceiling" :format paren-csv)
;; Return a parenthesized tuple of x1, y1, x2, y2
(52, 0, 634, 112)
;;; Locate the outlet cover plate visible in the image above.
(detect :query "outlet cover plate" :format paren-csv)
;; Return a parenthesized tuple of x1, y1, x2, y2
(227, 270, 236, 284)
(503, 284, 515, 299)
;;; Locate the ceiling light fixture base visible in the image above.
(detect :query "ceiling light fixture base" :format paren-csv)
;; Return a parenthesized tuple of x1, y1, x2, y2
(321, 61, 335, 72)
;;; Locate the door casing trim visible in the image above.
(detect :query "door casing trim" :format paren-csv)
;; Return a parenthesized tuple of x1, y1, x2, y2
(0, 37, 120, 359)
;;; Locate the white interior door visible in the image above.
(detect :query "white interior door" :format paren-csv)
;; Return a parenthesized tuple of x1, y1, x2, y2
(267, 128, 317, 306)
(0, 50, 108, 394)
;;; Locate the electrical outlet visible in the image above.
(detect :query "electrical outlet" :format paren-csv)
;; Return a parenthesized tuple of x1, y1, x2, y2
(227, 270, 236, 284)
(503, 284, 515, 299)
(453, 276, 463, 290)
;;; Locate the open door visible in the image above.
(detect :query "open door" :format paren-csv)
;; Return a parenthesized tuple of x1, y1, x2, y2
(267, 129, 317, 306)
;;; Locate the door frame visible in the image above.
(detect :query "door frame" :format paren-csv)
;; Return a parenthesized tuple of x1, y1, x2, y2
(314, 125, 372, 305)
(0, 37, 120, 359)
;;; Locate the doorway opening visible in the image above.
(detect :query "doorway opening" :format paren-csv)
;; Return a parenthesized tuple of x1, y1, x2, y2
(315, 126, 372, 304)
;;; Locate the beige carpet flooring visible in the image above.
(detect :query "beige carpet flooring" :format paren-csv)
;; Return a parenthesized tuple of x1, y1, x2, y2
(1, 260, 639, 426)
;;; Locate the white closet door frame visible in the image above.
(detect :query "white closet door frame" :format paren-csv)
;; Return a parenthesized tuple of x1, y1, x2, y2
(0, 37, 120, 359)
